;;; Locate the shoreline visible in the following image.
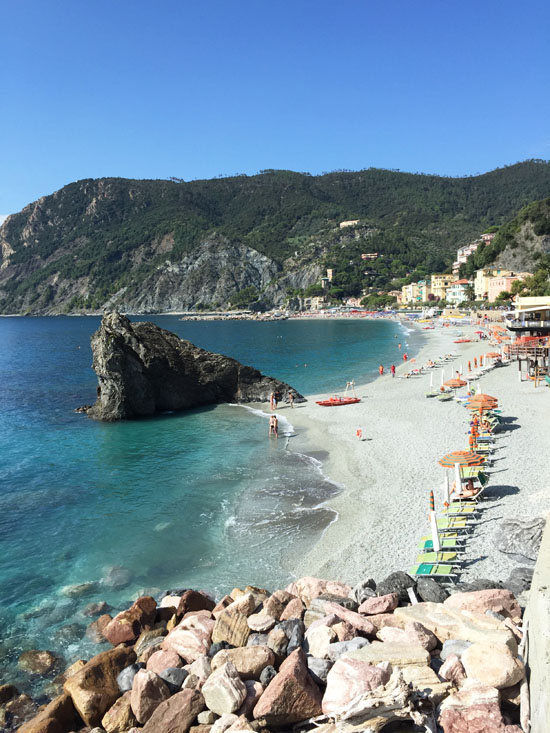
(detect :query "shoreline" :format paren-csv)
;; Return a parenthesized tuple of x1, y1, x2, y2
(283, 321, 550, 586)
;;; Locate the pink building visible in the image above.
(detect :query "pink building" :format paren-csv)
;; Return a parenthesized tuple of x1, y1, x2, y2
(487, 274, 531, 303)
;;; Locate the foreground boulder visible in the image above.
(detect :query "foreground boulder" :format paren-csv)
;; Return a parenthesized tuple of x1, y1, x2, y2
(86, 312, 304, 420)
(63, 646, 136, 726)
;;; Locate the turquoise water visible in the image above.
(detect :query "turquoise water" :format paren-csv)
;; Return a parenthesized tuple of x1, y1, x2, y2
(0, 315, 420, 692)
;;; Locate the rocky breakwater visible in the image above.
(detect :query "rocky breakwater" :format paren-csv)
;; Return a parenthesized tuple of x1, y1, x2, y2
(7, 572, 528, 733)
(84, 313, 304, 421)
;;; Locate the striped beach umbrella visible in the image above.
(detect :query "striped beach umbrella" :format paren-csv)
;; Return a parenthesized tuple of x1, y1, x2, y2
(469, 393, 498, 402)
(438, 450, 485, 467)
(430, 490, 435, 512)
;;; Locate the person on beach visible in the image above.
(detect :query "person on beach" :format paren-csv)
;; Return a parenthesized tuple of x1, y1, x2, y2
(451, 478, 478, 499)
(288, 390, 295, 408)
(269, 415, 278, 438)
(391, 364, 396, 377)
(468, 360, 472, 372)
(379, 364, 384, 376)
(270, 392, 276, 410)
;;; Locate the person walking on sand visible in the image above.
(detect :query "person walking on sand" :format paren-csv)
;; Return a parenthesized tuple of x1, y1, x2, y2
(379, 364, 384, 376)
(391, 364, 396, 377)
(288, 390, 295, 408)
(269, 414, 278, 438)
(270, 392, 276, 410)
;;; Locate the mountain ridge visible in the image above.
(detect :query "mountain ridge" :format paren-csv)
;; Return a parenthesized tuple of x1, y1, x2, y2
(1, 160, 550, 314)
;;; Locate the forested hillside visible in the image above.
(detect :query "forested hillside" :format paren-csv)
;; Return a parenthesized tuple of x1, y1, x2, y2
(1, 160, 550, 314)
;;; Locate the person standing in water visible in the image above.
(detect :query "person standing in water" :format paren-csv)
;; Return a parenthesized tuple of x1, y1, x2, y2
(379, 364, 384, 376)
(398, 343, 402, 350)
(391, 364, 396, 377)
(269, 414, 278, 438)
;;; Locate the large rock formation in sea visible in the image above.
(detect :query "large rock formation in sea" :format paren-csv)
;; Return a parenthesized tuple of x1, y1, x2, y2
(86, 313, 304, 421)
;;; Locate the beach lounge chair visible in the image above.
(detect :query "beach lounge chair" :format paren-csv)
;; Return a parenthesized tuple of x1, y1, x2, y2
(416, 551, 459, 564)
(442, 503, 479, 517)
(418, 538, 466, 551)
(436, 517, 472, 532)
(408, 563, 458, 580)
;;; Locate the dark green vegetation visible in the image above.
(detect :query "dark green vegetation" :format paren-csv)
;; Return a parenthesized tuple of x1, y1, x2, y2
(1, 160, 550, 313)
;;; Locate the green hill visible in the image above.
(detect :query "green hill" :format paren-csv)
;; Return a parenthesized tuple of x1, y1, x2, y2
(1, 160, 550, 314)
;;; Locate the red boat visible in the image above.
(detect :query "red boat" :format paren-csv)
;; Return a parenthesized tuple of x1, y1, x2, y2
(316, 380, 361, 406)
(316, 396, 361, 407)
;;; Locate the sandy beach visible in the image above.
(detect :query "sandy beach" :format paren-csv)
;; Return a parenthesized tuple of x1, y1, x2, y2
(282, 320, 550, 586)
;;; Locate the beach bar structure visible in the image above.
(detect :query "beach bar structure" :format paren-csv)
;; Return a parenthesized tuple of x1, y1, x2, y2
(505, 297, 550, 380)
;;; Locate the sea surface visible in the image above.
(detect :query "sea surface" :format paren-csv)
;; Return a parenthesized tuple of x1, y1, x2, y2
(0, 315, 420, 693)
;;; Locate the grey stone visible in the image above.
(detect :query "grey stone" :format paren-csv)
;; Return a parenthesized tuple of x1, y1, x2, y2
(416, 577, 449, 603)
(326, 638, 369, 662)
(247, 633, 269, 647)
(440, 640, 472, 661)
(259, 665, 277, 686)
(306, 656, 333, 685)
(352, 579, 377, 605)
(375, 571, 416, 603)
(494, 517, 545, 563)
(276, 619, 304, 655)
(117, 662, 145, 693)
(315, 594, 359, 612)
(503, 566, 534, 596)
(209, 641, 235, 657)
(485, 610, 506, 621)
(159, 666, 188, 693)
(451, 578, 503, 593)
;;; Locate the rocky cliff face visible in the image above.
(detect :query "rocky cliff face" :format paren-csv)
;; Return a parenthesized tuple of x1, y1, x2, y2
(86, 313, 304, 421)
(493, 221, 550, 272)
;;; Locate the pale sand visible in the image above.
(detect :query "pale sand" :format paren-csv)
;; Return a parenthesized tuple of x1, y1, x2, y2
(282, 322, 550, 586)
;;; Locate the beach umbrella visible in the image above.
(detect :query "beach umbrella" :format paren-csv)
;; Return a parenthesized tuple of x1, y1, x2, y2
(438, 450, 485, 467)
(444, 378, 467, 389)
(430, 489, 435, 512)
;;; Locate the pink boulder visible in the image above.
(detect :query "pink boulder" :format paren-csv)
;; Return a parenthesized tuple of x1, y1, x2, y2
(439, 703, 522, 732)
(439, 654, 467, 687)
(322, 602, 376, 637)
(284, 577, 352, 608)
(252, 649, 322, 725)
(146, 649, 183, 675)
(130, 669, 171, 724)
(443, 589, 521, 621)
(162, 627, 211, 663)
(103, 596, 157, 646)
(322, 657, 392, 715)
(358, 593, 399, 615)
(280, 598, 304, 621)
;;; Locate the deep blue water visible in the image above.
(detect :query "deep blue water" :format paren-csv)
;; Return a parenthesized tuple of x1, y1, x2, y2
(0, 315, 419, 692)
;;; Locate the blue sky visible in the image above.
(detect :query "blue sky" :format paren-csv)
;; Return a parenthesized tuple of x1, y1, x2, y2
(1, 0, 549, 216)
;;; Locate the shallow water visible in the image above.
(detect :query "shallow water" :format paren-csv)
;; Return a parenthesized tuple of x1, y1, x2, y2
(0, 315, 421, 693)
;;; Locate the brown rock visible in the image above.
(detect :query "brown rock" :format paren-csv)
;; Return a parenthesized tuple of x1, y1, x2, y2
(212, 610, 250, 647)
(142, 688, 205, 732)
(86, 613, 112, 643)
(461, 642, 525, 689)
(444, 589, 522, 622)
(102, 690, 137, 733)
(134, 627, 167, 656)
(4, 694, 38, 729)
(322, 602, 376, 637)
(266, 628, 288, 661)
(211, 646, 276, 681)
(146, 649, 183, 675)
(63, 645, 136, 726)
(189, 726, 213, 733)
(439, 703, 522, 732)
(247, 613, 277, 633)
(358, 593, 399, 615)
(377, 621, 437, 651)
(262, 595, 285, 620)
(237, 680, 263, 718)
(0, 684, 18, 704)
(226, 715, 255, 731)
(130, 669, 171, 724)
(18, 693, 78, 733)
(177, 590, 216, 618)
(252, 648, 322, 725)
(18, 650, 63, 676)
(212, 595, 233, 619)
(279, 598, 304, 621)
(365, 613, 406, 632)
(332, 621, 356, 642)
(103, 596, 157, 646)
(224, 593, 257, 617)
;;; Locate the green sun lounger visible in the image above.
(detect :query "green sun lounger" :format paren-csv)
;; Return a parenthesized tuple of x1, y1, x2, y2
(442, 504, 478, 516)
(409, 563, 458, 579)
(418, 538, 465, 551)
(416, 551, 458, 564)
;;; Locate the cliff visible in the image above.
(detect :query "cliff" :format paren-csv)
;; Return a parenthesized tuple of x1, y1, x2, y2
(2, 162, 550, 314)
(86, 313, 304, 421)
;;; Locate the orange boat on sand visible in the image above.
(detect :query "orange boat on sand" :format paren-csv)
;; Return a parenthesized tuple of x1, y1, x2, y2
(316, 380, 361, 406)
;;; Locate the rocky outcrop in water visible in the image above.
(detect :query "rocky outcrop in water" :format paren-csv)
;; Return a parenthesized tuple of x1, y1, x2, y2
(86, 313, 304, 421)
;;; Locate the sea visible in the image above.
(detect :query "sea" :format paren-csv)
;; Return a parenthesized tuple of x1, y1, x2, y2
(0, 315, 420, 694)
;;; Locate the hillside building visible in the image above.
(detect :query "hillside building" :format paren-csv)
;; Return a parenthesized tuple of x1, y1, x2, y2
(418, 280, 432, 302)
(474, 268, 512, 301)
(431, 274, 458, 300)
(400, 282, 420, 304)
(487, 273, 532, 303)
(446, 279, 473, 306)
(339, 220, 360, 229)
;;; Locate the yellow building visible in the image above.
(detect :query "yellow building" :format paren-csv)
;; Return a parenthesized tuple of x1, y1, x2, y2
(430, 274, 458, 300)
(400, 283, 420, 304)
(418, 280, 432, 301)
(474, 268, 512, 301)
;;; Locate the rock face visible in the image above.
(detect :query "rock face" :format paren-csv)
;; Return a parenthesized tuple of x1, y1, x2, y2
(494, 517, 545, 563)
(86, 313, 304, 421)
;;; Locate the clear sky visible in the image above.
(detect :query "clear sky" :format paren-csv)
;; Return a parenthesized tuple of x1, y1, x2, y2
(1, 0, 549, 216)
